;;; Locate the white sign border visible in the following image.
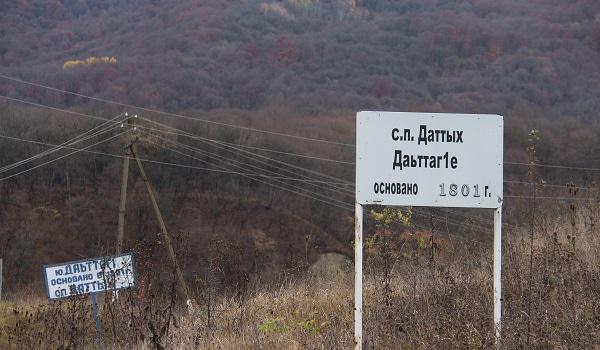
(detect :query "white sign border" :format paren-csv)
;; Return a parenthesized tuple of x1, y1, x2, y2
(355, 111, 504, 208)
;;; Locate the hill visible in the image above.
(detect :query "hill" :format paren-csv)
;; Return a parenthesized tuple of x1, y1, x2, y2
(2, 0, 600, 292)
(1, 1, 600, 348)
(1, 0, 600, 117)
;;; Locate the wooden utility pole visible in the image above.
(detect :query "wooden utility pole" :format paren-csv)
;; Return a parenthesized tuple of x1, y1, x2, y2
(127, 120, 193, 306)
(0, 258, 3, 301)
(116, 115, 133, 255)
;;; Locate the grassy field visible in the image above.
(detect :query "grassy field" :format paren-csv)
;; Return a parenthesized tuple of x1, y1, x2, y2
(2, 213, 600, 349)
(0, 301, 13, 349)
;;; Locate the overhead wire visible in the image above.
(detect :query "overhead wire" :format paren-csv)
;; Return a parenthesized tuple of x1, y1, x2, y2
(0, 94, 113, 122)
(0, 96, 357, 198)
(136, 121, 355, 165)
(2, 90, 598, 235)
(0, 94, 356, 166)
(3, 93, 599, 186)
(147, 134, 345, 191)
(0, 133, 353, 186)
(0, 139, 586, 235)
(134, 118, 355, 203)
(214, 142, 355, 165)
(0, 133, 527, 246)
(140, 132, 494, 236)
(0, 132, 503, 240)
(0, 74, 355, 147)
(506, 161, 600, 172)
(133, 121, 600, 232)
(505, 195, 598, 201)
(3, 81, 600, 173)
(146, 141, 356, 211)
(0, 113, 126, 174)
(0, 130, 127, 181)
(136, 116, 354, 187)
(157, 133, 355, 195)
(141, 129, 354, 197)
(504, 180, 595, 190)
(141, 131, 354, 208)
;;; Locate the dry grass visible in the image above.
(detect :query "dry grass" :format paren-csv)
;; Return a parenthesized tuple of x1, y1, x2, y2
(0, 301, 14, 349)
(2, 212, 600, 349)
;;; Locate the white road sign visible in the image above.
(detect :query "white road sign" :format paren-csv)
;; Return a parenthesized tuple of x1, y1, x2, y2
(356, 112, 503, 208)
(44, 253, 135, 300)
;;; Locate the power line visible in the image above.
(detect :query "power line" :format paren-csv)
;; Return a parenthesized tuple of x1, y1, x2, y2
(0, 74, 355, 147)
(0, 96, 356, 195)
(0, 134, 496, 245)
(0, 133, 511, 241)
(141, 132, 495, 236)
(3, 93, 593, 246)
(150, 135, 350, 209)
(220, 142, 355, 165)
(137, 116, 354, 186)
(506, 161, 600, 172)
(0, 133, 352, 186)
(143, 138, 355, 211)
(505, 195, 598, 201)
(0, 131, 126, 181)
(150, 137, 355, 208)
(504, 180, 595, 190)
(3, 92, 599, 220)
(0, 131, 510, 237)
(1, 95, 355, 167)
(1, 124, 591, 230)
(142, 130, 355, 197)
(5, 93, 600, 177)
(137, 122, 355, 165)
(410, 208, 490, 233)
(0, 94, 116, 123)
(137, 126, 598, 227)
(0, 114, 125, 174)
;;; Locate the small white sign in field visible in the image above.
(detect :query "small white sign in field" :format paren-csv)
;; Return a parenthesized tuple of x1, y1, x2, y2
(356, 112, 503, 208)
(44, 253, 135, 300)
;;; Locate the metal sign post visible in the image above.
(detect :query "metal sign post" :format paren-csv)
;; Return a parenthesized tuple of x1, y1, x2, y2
(90, 293, 105, 350)
(354, 203, 363, 349)
(354, 112, 504, 349)
(493, 206, 503, 345)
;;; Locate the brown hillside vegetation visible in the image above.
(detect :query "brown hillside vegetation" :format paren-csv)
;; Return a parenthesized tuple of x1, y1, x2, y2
(2, 0, 600, 116)
(1, 0, 600, 348)
(2, 102, 600, 293)
(1, 212, 600, 349)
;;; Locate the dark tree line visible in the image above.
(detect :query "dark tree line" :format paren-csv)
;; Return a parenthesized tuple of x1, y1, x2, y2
(1, 0, 600, 117)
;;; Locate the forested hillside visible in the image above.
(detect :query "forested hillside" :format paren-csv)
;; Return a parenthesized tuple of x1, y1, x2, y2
(1, 0, 600, 116)
(2, 2, 600, 348)
(1, 0, 600, 297)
